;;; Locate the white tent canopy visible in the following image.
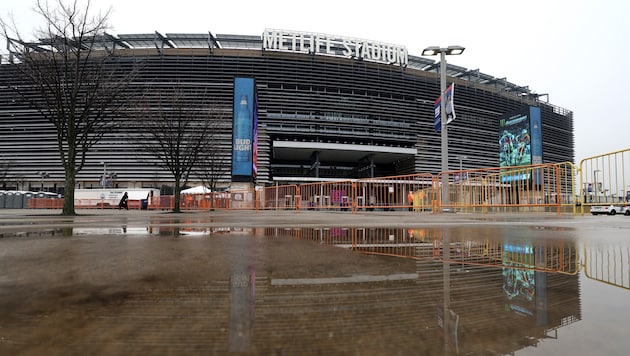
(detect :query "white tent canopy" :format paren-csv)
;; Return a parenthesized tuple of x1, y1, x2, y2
(181, 186, 211, 194)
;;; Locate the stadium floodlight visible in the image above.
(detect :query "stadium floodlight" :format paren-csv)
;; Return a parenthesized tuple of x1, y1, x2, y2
(422, 45, 465, 56)
(422, 45, 465, 210)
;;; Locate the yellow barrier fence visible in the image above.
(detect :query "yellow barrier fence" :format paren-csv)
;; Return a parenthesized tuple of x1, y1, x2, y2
(435, 163, 565, 214)
(578, 148, 630, 214)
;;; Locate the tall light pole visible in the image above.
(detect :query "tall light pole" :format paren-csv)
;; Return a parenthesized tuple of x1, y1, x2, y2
(456, 155, 467, 172)
(422, 45, 465, 210)
(37, 171, 49, 191)
(593, 169, 601, 203)
(100, 161, 107, 188)
(456, 155, 467, 207)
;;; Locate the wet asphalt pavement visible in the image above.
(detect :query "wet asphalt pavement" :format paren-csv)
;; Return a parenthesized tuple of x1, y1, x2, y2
(1, 209, 629, 355)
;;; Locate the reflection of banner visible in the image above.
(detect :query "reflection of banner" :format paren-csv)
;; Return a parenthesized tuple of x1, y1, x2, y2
(433, 83, 456, 132)
(502, 242, 536, 317)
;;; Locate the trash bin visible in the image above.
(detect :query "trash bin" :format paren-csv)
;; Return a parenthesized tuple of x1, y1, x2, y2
(141, 199, 148, 210)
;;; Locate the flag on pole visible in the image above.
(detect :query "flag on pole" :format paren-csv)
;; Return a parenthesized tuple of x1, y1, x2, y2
(433, 83, 457, 132)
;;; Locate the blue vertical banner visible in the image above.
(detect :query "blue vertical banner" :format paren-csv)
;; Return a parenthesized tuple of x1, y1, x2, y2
(433, 83, 456, 132)
(529, 106, 542, 165)
(232, 77, 255, 180)
(529, 106, 543, 185)
(433, 96, 441, 132)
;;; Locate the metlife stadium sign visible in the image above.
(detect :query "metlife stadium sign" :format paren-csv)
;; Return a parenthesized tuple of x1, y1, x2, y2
(262, 29, 408, 67)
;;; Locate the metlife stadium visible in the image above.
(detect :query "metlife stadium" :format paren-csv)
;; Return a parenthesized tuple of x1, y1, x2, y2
(0, 29, 574, 193)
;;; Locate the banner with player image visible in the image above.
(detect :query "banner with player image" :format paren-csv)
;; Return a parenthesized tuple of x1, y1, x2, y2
(433, 83, 456, 132)
(498, 106, 542, 183)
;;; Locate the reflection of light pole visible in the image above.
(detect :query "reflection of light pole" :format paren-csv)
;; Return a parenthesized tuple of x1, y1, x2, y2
(422, 45, 465, 210)
(593, 170, 600, 203)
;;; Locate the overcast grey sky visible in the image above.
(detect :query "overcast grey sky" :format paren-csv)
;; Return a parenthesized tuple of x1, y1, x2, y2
(3, 0, 629, 162)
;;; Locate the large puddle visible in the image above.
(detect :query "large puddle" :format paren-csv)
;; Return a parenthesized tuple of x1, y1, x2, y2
(0, 220, 628, 355)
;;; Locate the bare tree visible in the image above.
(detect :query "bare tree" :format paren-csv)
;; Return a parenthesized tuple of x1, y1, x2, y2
(131, 87, 226, 213)
(0, 159, 13, 189)
(196, 141, 230, 209)
(0, 0, 138, 215)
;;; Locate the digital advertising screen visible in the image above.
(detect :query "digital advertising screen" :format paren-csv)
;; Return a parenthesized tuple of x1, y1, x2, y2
(232, 77, 255, 180)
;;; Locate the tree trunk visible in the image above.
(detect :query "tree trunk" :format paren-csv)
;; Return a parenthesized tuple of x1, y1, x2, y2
(173, 178, 182, 213)
(62, 172, 76, 215)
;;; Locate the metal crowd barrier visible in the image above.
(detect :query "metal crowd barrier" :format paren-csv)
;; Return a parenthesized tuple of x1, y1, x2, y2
(578, 148, 630, 214)
(126, 163, 573, 213)
(27, 151, 629, 214)
(435, 163, 567, 214)
(299, 180, 354, 211)
(582, 241, 630, 290)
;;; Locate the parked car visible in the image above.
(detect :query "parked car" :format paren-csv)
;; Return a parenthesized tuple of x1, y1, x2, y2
(590, 204, 629, 215)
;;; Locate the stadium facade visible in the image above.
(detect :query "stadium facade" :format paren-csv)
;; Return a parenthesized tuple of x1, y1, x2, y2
(0, 29, 574, 194)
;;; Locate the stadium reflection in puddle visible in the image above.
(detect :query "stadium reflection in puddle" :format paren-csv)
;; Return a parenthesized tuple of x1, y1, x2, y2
(1, 225, 628, 355)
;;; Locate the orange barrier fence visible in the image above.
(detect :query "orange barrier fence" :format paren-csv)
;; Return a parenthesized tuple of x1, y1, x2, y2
(353, 174, 434, 212)
(260, 185, 299, 210)
(110, 163, 571, 213)
(298, 181, 354, 211)
(19, 160, 595, 214)
(165, 190, 257, 211)
(28, 198, 64, 209)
